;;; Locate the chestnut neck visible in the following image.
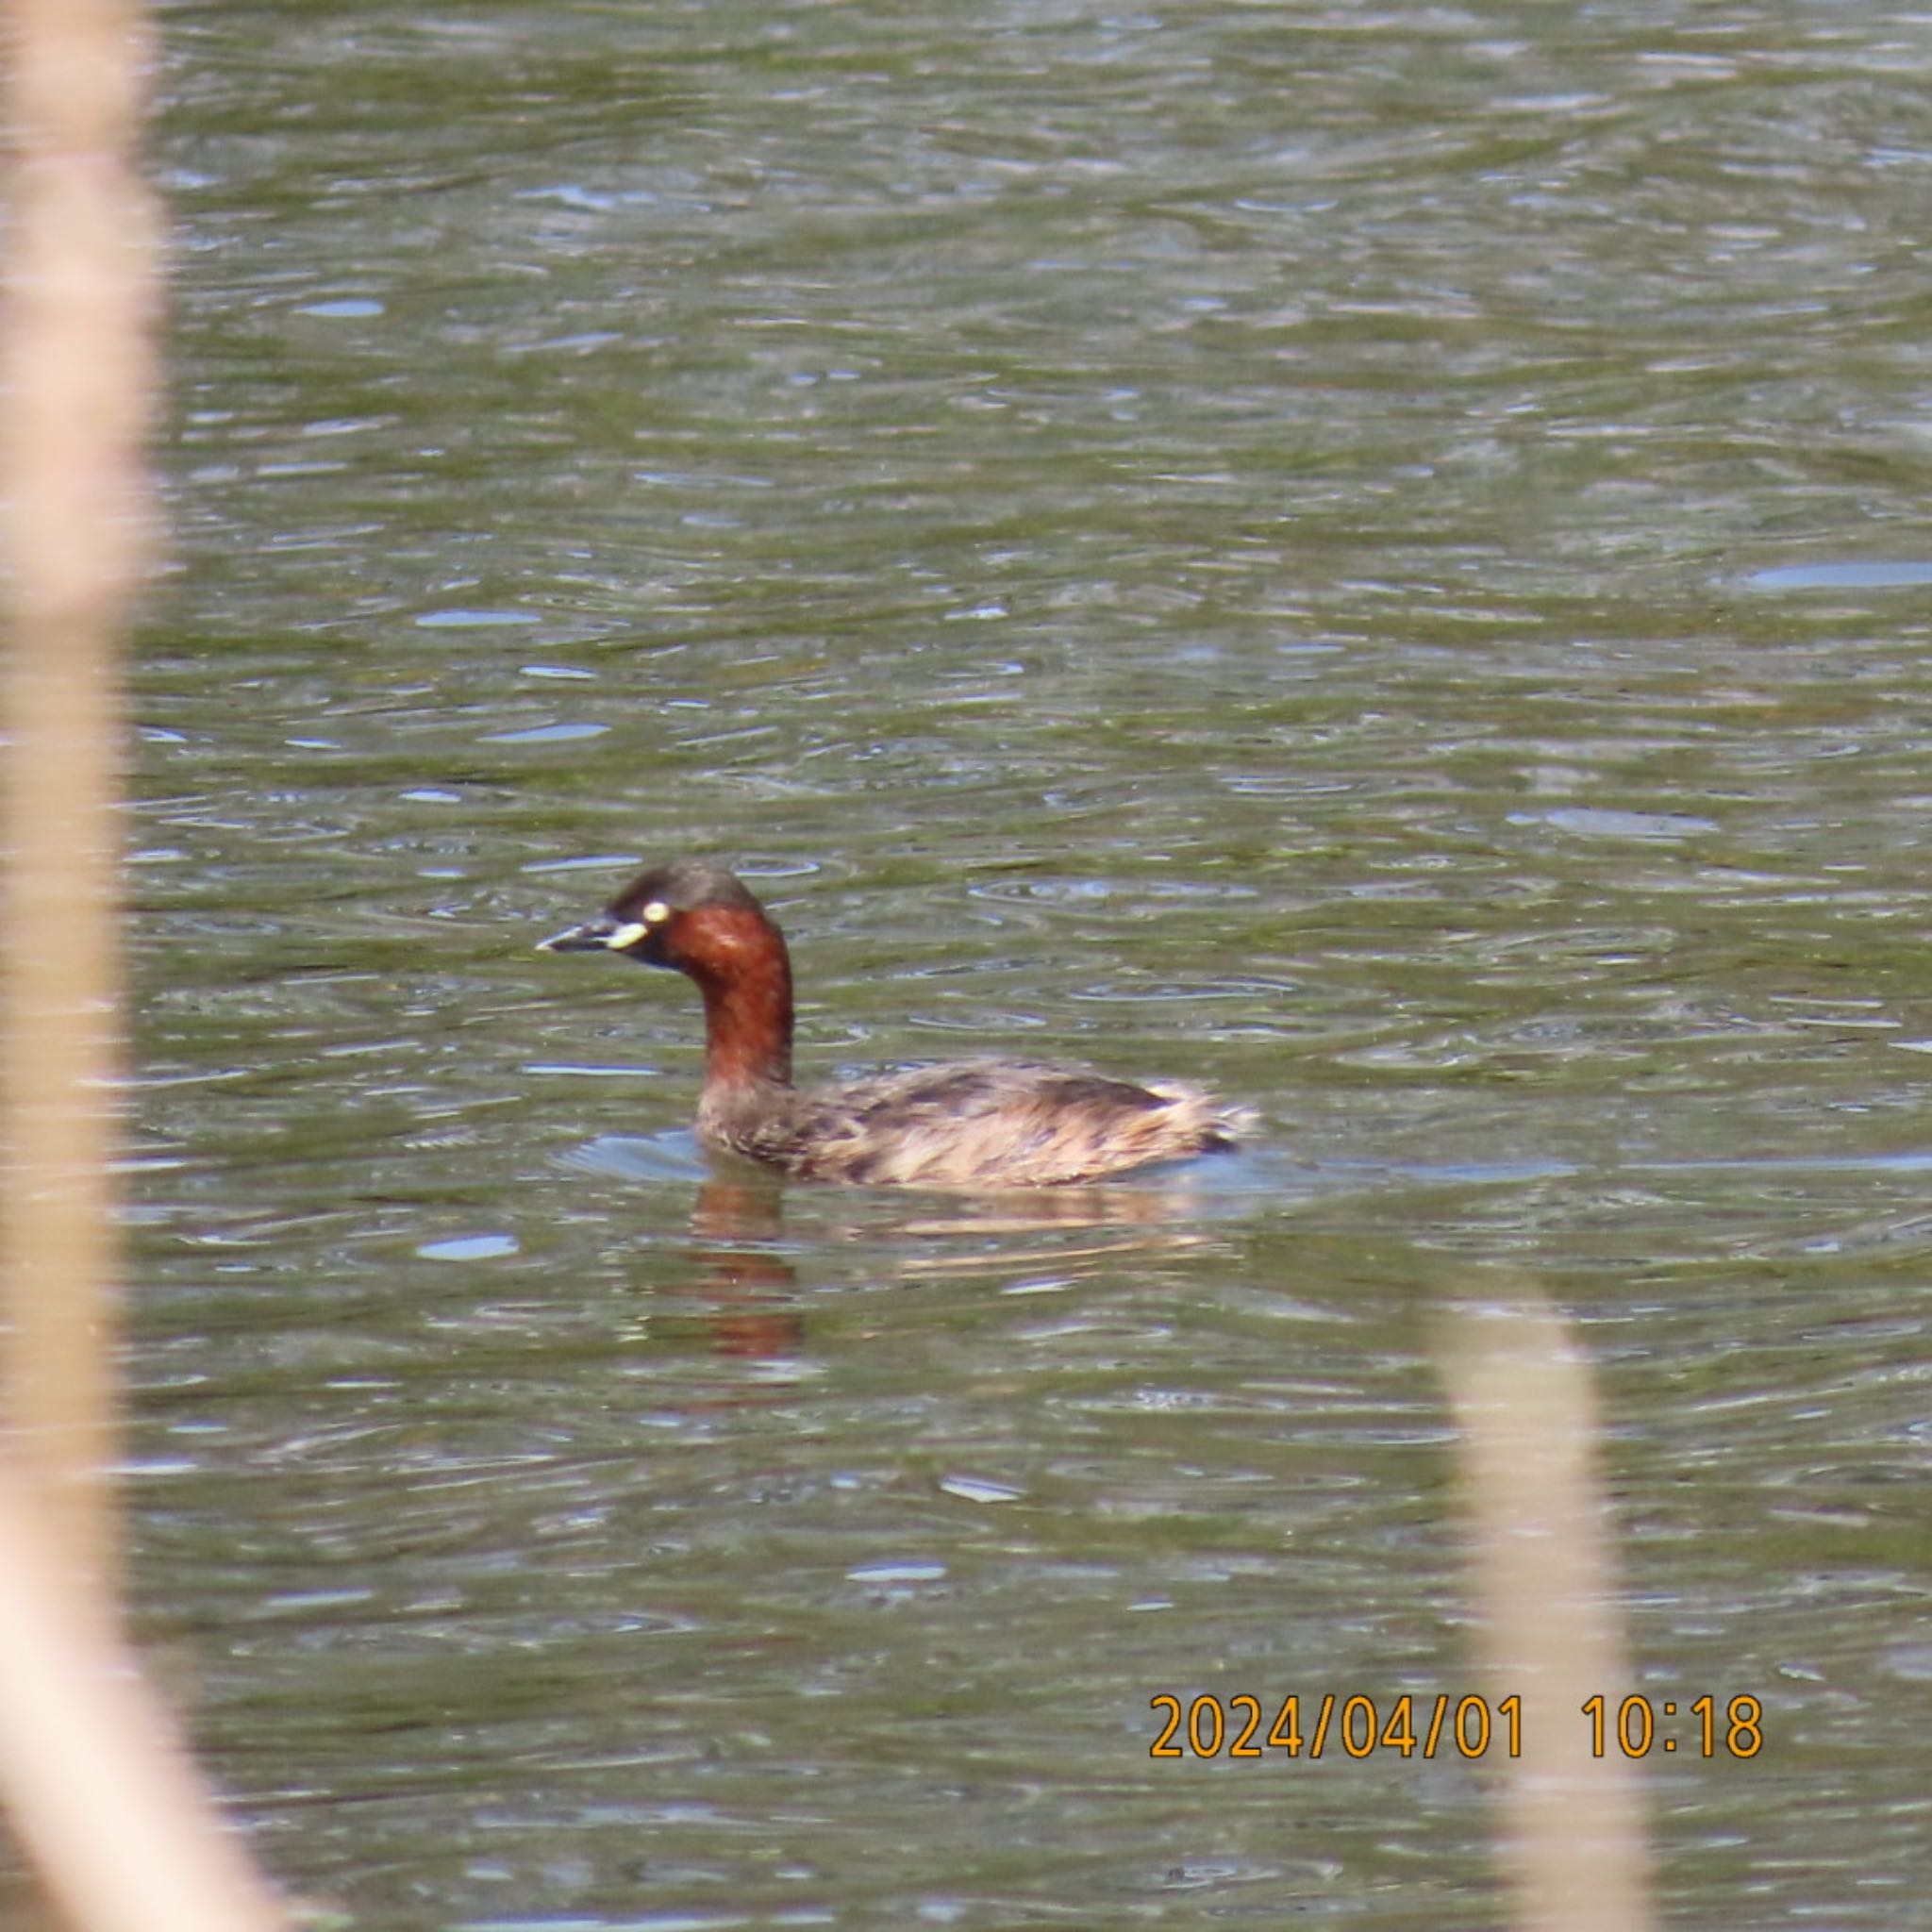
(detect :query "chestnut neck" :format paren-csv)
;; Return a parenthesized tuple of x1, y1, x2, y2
(681, 908, 795, 1094)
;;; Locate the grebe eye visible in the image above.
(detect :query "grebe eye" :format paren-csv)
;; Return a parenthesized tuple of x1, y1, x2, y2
(642, 899, 671, 924)
(605, 920, 649, 949)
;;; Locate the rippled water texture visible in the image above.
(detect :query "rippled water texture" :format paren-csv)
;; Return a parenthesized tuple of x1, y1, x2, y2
(130, 6, 1931, 1927)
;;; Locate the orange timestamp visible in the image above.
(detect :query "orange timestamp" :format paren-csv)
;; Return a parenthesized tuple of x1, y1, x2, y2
(1582, 1693, 1763, 1758)
(1150, 1691, 1522, 1760)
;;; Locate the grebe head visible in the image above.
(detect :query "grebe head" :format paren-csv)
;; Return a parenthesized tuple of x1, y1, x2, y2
(538, 858, 781, 984)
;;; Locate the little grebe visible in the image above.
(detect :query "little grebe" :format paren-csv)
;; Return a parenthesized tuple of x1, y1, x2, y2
(540, 859, 1254, 1188)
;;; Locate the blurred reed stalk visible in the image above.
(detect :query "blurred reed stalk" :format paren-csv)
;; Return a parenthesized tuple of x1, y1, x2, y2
(2, 0, 157, 1598)
(1440, 1286, 1655, 1932)
(4, 0, 291, 1924)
